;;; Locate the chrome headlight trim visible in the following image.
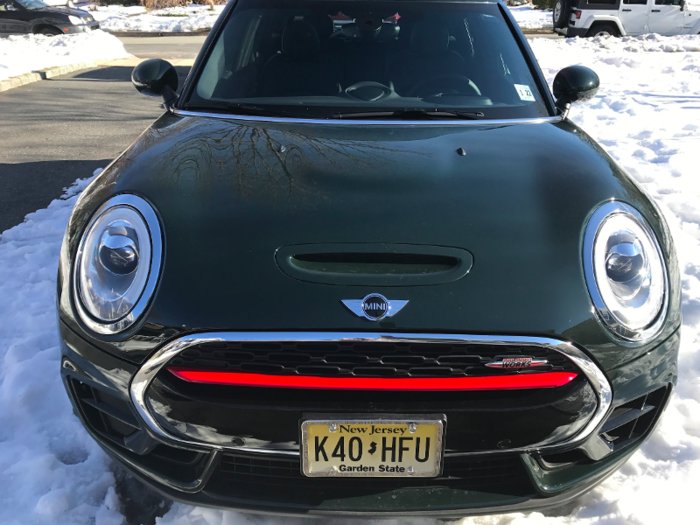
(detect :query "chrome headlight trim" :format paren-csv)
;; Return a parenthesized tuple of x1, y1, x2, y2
(130, 332, 612, 456)
(583, 201, 669, 343)
(72, 194, 162, 335)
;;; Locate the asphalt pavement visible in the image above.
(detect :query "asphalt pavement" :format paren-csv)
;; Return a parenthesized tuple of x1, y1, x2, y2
(0, 36, 200, 234)
(119, 35, 208, 59)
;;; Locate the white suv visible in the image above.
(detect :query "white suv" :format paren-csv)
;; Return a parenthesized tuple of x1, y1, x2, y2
(552, 0, 700, 37)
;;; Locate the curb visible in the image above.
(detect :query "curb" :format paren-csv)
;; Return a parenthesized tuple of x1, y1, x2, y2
(0, 61, 97, 93)
(106, 29, 211, 37)
(0, 57, 195, 93)
(522, 28, 555, 34)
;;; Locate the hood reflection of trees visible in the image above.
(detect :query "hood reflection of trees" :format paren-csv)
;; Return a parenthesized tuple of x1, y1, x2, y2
(131, 117, 419, 202)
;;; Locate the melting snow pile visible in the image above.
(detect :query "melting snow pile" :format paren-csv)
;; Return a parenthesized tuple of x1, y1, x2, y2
(0, 31, 130, 82)
(509, 5, 553, 30)
(1, 34, 700, 525)
(100, 5, 226, 33)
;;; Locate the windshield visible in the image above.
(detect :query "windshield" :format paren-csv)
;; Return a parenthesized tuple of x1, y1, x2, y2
(187, 0, 549, 120)
(15, 0, 49, 10)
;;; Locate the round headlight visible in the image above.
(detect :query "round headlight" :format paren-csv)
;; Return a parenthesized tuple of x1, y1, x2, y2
(584, 202, 668, 342)
(74, 195, 162, 334)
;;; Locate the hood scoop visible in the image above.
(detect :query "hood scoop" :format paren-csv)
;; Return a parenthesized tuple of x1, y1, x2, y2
(275, 243, 473, 286)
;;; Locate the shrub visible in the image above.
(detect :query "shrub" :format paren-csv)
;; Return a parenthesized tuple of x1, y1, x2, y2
(98, 0, 140, 5)
(139, 0, 226, 10)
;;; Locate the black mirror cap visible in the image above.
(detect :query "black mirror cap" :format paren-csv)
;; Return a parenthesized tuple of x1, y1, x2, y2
(553, 65, 600, 106)
(132, 59, 178, 103)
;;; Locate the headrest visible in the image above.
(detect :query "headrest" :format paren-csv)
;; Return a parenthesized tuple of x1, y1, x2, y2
(410, 20, 450, 57)
(282, 21, 321, 61)
(304, 13, 334, 39)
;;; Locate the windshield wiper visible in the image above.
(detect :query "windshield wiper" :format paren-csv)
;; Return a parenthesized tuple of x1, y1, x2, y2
(184, 102, 305, 119)
(331, 109, 485, 120)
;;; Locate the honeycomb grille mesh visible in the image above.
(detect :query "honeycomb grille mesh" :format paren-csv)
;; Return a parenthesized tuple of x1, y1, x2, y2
(168, 340, 577, 379)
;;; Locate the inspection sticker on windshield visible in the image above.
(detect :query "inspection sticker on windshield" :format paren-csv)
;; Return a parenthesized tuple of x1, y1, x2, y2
(515, 84, 536, 102)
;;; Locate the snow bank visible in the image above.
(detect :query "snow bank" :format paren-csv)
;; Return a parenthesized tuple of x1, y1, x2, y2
(0, 173, 127, 525)
(1, 33, 700, 525)
(91, 5, 147, 23)
(100, 5, 225, 33)
(509, 5, 553, 30)
(0, 31, 131, 82)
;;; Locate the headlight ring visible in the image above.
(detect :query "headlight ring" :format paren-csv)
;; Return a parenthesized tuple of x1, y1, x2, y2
(73, 194, 162, 335)
(583, 201, 668, 343)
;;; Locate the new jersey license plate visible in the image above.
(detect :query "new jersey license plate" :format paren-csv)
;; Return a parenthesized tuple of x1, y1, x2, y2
(300, 418, 444, 477)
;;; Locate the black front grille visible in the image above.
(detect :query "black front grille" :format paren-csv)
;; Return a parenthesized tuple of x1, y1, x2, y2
(169, 340, 576, 379)
(206, 451, 533, 502)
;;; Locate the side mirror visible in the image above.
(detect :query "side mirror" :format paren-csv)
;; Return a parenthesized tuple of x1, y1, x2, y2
(552, 65, 600, 118)
(680, 0, 686, 11)
(131, 59, 178, 109)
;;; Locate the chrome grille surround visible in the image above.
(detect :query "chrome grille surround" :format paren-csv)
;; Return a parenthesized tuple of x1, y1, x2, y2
(130, 332, 612, 456)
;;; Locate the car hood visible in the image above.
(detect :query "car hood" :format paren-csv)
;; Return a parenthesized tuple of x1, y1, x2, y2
(39, 6, 89, 18)
(60, 114, 680, 364)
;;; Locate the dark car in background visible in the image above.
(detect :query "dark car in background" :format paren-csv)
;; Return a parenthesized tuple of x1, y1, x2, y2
(57, 0, 680, 518)
(0, 0, 97, 36)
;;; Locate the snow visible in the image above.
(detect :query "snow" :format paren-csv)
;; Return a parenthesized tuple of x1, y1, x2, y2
(509, 5, 553, 30)
(0, 31, 131, 82)
(90, 5, 148, 23)
(1, 33, 700, 525)
(99, 5, 226, 33)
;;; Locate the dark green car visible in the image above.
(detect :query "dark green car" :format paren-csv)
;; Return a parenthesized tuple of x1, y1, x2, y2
(57, 0, 680, 517)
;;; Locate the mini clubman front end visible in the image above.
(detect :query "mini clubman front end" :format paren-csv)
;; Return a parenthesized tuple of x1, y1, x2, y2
(58, 0, 680, 517)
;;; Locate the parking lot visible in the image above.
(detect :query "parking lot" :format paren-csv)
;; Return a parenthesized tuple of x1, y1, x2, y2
(0, 36, 204, 233)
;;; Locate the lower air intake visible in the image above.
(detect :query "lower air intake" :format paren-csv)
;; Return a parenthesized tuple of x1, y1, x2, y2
(205, 452, 534, 505)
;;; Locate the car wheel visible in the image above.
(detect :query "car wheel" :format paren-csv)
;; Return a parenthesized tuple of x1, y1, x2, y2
(552, 0, 570, 29)
(39, 27, 63, 36)
(587, 24, 619, 38)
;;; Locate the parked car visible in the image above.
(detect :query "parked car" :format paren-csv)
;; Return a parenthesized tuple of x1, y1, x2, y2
(0, 0, 97, 36)
(58, 0, 680, 517)
(553, 0, 700, 37)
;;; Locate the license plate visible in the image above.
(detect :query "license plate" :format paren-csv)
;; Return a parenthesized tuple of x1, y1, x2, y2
(301, 418, 444, 477)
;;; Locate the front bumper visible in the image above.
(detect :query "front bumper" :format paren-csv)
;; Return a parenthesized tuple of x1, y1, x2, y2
(554, 26, 588, 38)
(63, 21, 100, 34)
(60, 321, 678, 516)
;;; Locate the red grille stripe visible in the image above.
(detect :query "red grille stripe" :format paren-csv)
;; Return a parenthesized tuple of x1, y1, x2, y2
(167, 368, 578, 391)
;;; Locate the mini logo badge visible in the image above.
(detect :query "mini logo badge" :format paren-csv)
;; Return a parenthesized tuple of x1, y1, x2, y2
(362, 294, 389, 320)
(485, 357, 548, 369)
(342, 294, 408, 321)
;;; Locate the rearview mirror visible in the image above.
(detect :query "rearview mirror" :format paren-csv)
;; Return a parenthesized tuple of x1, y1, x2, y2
(553, 65, 600, 118)
(131, 59, 178, 109)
